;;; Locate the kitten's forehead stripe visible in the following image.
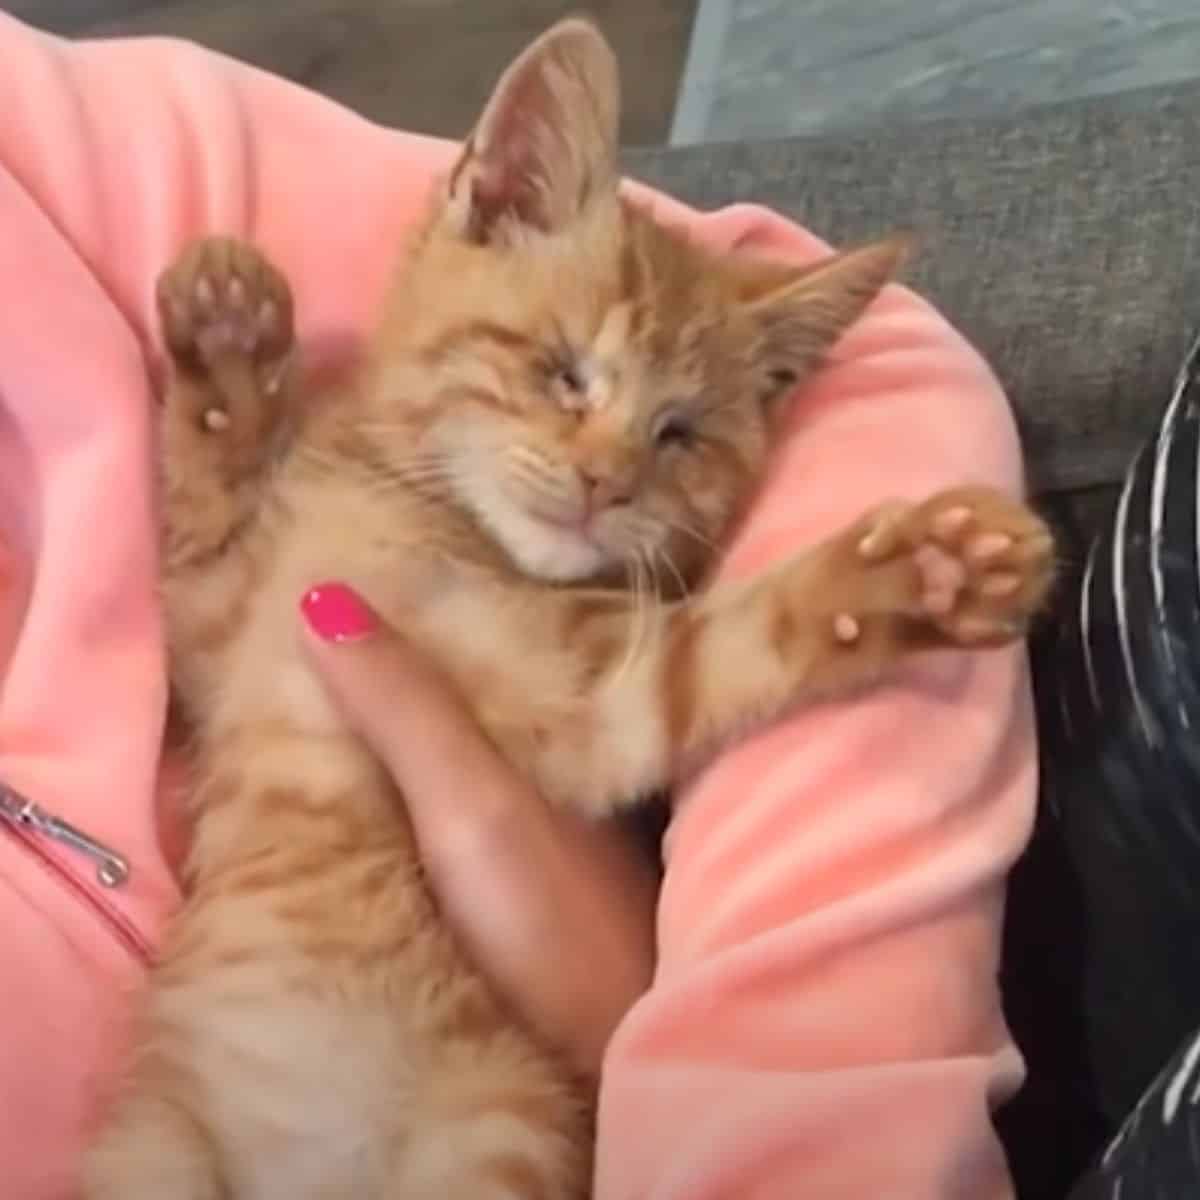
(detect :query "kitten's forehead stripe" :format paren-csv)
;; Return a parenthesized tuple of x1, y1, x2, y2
(430, 321, 535, 358)
(593, 303, 633, 357)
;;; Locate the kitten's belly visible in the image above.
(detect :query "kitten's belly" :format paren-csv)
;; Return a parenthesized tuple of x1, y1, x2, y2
(214, 1004, 399, 1199)
(167, 953, 417, 1198)
(163, 799, 433, 1194)
(237, 1134, 377, 1200)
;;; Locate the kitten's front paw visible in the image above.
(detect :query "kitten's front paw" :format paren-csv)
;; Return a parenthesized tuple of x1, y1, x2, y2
(156, 236, 295, 439)
(852, 486, 1055, 647)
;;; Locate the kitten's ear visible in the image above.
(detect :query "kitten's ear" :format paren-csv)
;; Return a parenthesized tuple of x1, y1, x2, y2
(444, 18, 620, 243)
(744, 234, 912, 411)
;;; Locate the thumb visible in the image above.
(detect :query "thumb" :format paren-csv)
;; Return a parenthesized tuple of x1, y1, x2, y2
(297, 582, 519, 821)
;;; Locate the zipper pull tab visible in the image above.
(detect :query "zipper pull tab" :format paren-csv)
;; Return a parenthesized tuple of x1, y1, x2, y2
(0, 783, 130, 888)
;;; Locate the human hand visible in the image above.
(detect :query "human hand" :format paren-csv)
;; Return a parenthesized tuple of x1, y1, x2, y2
(299, 582, 660, 1077)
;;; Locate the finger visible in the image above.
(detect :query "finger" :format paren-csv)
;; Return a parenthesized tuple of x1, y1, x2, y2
(298, 581, 528, 832)
(296, 582, 654, 895)
(298, 582, 657, 1072)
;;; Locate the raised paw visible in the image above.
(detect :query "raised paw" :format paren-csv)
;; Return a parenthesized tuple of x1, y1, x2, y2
(854, 486, 1056, 647)
(156, 236, 295, 437)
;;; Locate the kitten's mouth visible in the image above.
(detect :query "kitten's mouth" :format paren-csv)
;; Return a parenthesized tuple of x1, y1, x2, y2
(500, 499, 619, 582)
(523, 495, 601, 541)
(475, 477, 622, 581)
(529, 507, 606, 550)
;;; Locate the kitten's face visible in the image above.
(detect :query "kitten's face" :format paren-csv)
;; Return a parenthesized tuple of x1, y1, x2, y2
(374, 19, 905, 587)
(405, 210, 788, 586)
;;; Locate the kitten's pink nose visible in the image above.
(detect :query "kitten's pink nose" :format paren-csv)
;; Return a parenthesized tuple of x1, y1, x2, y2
(579, 465, 637, 511)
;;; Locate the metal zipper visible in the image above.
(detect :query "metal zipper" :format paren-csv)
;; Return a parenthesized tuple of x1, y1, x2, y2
(0, 780, 129, 887)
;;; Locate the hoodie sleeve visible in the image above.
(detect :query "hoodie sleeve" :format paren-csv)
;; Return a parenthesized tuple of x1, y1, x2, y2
(0, 16, 1029, 1200)
(594, 202, 1031, 1200)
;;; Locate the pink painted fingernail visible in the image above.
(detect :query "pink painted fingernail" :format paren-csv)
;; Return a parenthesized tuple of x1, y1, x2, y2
(300, 583, 377, 643)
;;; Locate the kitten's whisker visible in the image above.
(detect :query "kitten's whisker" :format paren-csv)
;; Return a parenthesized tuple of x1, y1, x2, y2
(386, 452, 454, 475)
(295, 444, 458, 494)
(507, 446, 554, 474)
(665, 516, 719, 554)
(352, 421, 428, 437)
(633, 548, 660, 661)
(656, 546, 691, 602)
(506, 466, 570, 499)
(294, 445, 345, 474)
(505, 458, 574, 497)
(391, 466, 457, 487)
(644, 545, 666, 609)
(609, 553, 647, 691)
(368, 454, 460, 495)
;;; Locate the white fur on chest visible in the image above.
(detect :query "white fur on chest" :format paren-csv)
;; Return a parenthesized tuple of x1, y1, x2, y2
(208, 479, 457, 735)
(212, 469, 584, 744)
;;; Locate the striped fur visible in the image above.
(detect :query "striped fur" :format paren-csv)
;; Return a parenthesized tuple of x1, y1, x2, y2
(83, 18, 1054, 1200)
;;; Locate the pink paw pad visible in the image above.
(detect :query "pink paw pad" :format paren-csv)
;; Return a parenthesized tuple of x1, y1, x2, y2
(931, 505, 972, 538)
(833, 613, 861, 644)
(914, 543, 966, 614)
(966, 531, 1014, 562)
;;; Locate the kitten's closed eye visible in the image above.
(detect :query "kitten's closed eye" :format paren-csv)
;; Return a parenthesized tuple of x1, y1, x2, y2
(553, 361, 585, 394)
(546, 357, 593, 413)
(651, 408, 696, 450)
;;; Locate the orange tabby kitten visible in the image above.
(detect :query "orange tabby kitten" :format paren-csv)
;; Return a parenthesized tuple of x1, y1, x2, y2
(83, 17, 1054, 1200)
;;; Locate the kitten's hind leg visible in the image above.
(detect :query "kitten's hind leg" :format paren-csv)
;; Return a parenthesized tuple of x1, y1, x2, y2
(156, 236, 298, 572)
(82, 1091, 225, 1200)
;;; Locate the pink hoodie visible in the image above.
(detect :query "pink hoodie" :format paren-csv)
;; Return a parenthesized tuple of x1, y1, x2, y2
(0, 14, 1032, 1199)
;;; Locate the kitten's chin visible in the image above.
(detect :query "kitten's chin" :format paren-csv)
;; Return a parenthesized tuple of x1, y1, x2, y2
(473, 497, 615, 583)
